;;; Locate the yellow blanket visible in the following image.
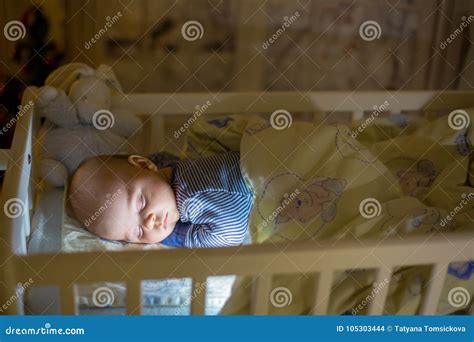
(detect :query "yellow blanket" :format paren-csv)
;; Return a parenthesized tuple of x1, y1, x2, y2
(182, 110, 474, 315)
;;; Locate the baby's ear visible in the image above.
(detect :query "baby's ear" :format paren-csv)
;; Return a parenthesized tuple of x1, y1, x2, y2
(128, 155, 158, 171)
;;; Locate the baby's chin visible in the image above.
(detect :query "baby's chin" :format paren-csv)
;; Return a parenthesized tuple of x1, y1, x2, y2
(150, 221, 178, 244)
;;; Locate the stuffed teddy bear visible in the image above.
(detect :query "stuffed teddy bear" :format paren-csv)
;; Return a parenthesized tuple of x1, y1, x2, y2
(35, 63, 142, 187)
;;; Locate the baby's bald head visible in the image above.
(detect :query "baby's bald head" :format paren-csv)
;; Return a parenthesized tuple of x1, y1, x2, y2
(67, 155, 134, 233)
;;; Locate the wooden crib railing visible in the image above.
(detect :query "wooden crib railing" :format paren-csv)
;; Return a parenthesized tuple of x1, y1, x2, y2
(1, 88, 474, 315)
(3, 232, 474, 315)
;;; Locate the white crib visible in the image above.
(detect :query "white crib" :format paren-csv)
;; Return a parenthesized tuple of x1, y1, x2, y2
(1, 87, 473, 315)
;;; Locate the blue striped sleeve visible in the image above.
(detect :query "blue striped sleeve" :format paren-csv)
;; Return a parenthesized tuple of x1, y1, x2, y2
(182, 191, 253, 248)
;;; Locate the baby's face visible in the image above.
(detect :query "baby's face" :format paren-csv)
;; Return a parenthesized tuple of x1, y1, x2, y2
(92, 156, 180, 244)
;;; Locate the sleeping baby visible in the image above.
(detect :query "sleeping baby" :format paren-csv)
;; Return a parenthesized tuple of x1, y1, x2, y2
(67, 151, 254, 248)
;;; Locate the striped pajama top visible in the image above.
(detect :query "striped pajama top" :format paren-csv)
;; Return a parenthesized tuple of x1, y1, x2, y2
(159, 151, 254, 248)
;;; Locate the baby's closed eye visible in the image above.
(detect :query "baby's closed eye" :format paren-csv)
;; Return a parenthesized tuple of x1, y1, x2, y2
(137, 193, 146, 212)
(135, 225, 143, 239)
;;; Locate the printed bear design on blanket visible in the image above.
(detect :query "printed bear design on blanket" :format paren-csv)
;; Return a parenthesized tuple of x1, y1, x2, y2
(335, 125, 377, 163)
(256, 173, 346, 241)
(455, 132, 470, 156)
(396, 159, 437, 197)
(276, 176, 346, 225)
(448, 261, 474, 280)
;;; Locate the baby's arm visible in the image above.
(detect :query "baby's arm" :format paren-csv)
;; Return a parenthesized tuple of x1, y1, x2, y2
(181, 191, 253, 248)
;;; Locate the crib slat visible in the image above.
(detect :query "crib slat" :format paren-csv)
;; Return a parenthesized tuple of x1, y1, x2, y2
(126, 281, 142, 315)
(419, 263, 448, 315)
(352, 110, 364, 121)
(60, 285, 76, 315)
(23, 195, 31, 238)
(367, 268, 391, 315)
(149, 115, 165, 153)
(311, 271, 333, 315)
(0, 149, 10, 170)
(190, 278, 207, 315)
(251, 275, 271, 315)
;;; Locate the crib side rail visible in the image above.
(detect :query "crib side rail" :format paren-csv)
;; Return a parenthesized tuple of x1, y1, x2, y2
(0, 87, 40, 315)
(11, 231, 474, 315)
(2, 89, 474, 316)
(0, 87, 39, 254)
(114, 90, 474, 115)
(117, 90, 474, 152)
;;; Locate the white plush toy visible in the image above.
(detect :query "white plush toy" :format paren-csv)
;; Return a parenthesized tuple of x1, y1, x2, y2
(35, 63, 142, 187)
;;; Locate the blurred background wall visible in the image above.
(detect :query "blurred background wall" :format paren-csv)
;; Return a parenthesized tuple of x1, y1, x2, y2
(1, 0, 473, 95)
(1, 0, 473, 180)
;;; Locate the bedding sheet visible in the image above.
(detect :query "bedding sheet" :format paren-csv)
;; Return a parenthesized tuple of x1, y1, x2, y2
(182, 110, 474, 315)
